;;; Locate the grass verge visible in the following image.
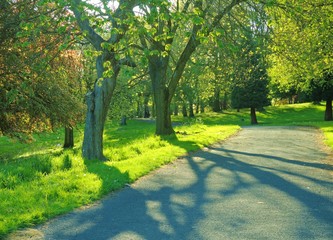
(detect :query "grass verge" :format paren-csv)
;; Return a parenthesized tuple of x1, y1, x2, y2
(0, 102, 332, 237)
(0, 119, 239, 237)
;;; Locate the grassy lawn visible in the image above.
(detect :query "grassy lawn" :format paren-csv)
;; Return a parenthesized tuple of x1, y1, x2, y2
(0, 102, 332, 237)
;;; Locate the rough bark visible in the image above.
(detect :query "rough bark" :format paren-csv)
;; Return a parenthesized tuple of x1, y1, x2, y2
(154, 88, 174, 135)
(325, 99, 332, 121)
(71, 0, 136, 160)
(82, 54, 118, 160)
(63, 127, 74, 148)
(251, 107, 258, 125)
(149, 56, 175, 135)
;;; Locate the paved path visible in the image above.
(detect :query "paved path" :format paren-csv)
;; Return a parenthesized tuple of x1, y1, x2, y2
(28, 127, 333, 239)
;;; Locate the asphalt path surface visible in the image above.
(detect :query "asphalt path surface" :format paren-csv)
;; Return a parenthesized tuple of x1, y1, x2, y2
(18, 126, 333, 239)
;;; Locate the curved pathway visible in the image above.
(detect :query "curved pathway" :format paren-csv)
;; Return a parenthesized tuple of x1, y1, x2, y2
(13, 126, 333, 239)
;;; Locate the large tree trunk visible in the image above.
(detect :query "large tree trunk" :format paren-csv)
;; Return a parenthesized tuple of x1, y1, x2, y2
(250, 107, 258, 125)
(150, 59, 174, 135)
(154, 88, 174, 135)
(82, 54, 117, 160)
(63, 127, 74, 148)
(325, 98, 332, 121)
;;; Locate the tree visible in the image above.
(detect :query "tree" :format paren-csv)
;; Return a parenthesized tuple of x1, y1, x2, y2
(267, 0, 333, 120)
(68, 0, 137, 160)
(135, 0, 247, 135)
(309, 70, 333, 121)
(0, 0, 84, 140)
(231, 4, 270, 124)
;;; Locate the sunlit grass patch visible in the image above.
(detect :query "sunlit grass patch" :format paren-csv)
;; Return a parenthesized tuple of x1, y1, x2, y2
(0, 118, 239, 237)
(309, 122, 333, 151)
(0, 102, 332, 237)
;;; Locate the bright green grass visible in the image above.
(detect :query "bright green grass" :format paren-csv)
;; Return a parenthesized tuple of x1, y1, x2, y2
(0, 119, 239, 237)
(193, 102, 332, 150)
(0, 102, 332, 238)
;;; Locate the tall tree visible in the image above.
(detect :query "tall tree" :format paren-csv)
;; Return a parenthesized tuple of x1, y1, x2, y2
(231, 3, 270, 124)
(135, 0, 246, 135)
(68, 0, 137, 160)
(267, 0, 333, 120)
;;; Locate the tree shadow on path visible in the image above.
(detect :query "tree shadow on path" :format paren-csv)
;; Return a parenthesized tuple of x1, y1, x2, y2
(38, 129, 333, 240)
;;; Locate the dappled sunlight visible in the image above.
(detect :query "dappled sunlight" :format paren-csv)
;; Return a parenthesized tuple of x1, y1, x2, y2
(38, 127, 333, 239)
(1, 106, 332, 237)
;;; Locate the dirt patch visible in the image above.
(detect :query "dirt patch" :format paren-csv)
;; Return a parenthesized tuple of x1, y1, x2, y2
(5, 229, 44, 240)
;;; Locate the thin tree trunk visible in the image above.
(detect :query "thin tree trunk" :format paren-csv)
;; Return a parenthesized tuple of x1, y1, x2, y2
(174, 104, 179, 116)
(195, 96, 200, 114)
(212, 87, 221, 112)
(137, 99, 142, 118)
(120, 115, 127, 125)
(200, 101, 205, 113)
(182, 104, 188, 117)
(189, 99, 195, 117)
(63, 127, 74, 148)
(325, 98, 332, 121)
(143, 93, 150, 118)
(250, 107, 258, 125)
(222, 92, 228, 110)
(151, 101, 156, 118)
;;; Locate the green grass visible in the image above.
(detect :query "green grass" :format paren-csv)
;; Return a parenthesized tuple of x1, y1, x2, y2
(0, 102, 332, 238)
(0, 119, 239, 237)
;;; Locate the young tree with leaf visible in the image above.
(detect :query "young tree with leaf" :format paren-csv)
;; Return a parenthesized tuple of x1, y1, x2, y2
(230, 4, 270, 124)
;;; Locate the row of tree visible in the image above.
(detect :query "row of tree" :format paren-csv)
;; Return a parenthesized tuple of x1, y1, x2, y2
(1, 0, 332, 160)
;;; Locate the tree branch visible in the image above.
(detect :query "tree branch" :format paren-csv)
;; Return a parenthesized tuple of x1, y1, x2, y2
(70, 0, 104, 50)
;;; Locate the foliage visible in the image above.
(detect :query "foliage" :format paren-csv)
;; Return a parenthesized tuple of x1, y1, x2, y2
(0, 0, 84, 137)
(230, 6, 270, 115)
(132, 0, 256, 135)
(267, 0, 333, 102)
